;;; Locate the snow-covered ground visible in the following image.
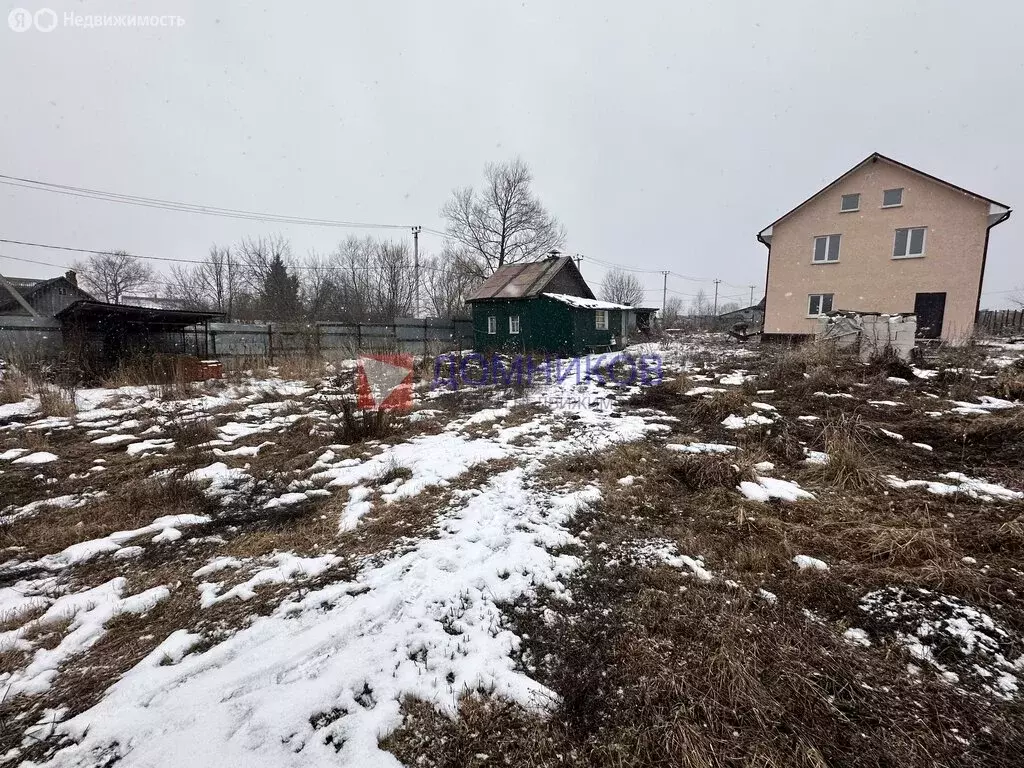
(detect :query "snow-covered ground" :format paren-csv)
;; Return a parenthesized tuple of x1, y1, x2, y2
(1, 338, 1022, 766)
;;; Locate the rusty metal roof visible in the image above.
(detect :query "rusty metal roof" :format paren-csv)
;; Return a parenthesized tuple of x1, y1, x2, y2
(466, 256, 589, 301)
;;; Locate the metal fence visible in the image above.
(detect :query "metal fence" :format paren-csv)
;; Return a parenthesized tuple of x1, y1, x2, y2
(976, 309, 1024, 337)
(1, 316, 474, 364)
(208, 318, 473, 360)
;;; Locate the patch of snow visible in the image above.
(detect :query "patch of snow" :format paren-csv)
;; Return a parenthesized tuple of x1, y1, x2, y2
(12, 452, 58, 465)
(843, 628, 871, 647)
(42, 470, 601, 766)
(886, 473, 1022, 502)
(739, 476, 815, 503)
(721, 413, 774, 430)
(666, 442, 736, 454)
(793, 555, 829, 571)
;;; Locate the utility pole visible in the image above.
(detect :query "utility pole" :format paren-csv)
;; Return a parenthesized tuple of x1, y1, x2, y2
(411, 225, 421, 318)
(749, 284, 756, 307)
(573, 253, 583, 270)
(712, 279, 721, 316)
(661, 271, 669, 313)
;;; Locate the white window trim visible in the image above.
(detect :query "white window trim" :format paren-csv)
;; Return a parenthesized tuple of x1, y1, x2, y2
(812, 234, 841, 264)
(840, 193, 860, 212)
(508, 315, 520, 335)
(595, 309, 609, 330)
(882, 188, 904, 208)
(487, 316, 497, 334)
(807, 293, 834, 318)
(892, 227, 927, 259)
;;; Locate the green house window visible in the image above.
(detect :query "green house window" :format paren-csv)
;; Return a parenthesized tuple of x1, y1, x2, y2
(509, 315, 520, 335)
(595, 310, 609, 330)
(487, 316, 496, 334)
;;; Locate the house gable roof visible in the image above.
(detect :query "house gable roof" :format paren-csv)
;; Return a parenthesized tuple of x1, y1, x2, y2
(0, 275, 93, 312)
(757, 153, 1012, 242)
(466, 256, 595, 302)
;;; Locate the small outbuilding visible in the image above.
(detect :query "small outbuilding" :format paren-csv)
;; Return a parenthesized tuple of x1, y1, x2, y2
(56, 300, 224, 377)
(466, 255, 636, 356)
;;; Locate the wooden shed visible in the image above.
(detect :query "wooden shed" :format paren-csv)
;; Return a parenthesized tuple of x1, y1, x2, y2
(466, 256, 632, 356)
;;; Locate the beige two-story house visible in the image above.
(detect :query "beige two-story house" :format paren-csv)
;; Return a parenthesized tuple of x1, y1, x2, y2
(756, 153, 1011, 341)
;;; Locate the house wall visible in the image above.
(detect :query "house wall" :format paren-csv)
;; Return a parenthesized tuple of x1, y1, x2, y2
(764, 159, 993, 340)
(570, 303, 623, 352)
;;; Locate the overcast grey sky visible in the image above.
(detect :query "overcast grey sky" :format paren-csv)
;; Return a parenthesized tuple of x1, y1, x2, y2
(2, 0, 1022, 308)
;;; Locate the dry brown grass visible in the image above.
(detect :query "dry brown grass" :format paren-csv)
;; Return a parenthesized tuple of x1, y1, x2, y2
(0, 369, 31, 404)
(687, 388, 749, 422)
(803, 414, 885, 491)
(37, 386, 77, 418)
(275, 354, 328, 382)
(0, 476, 216, 557)
(163, 416, 218, 448)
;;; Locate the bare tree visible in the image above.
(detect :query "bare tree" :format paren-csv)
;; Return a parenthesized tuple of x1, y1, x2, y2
(662, 296, 684, 329)
(72, 250, 152, 304)
(331, 235, 377, 321)
(441, 157, 565, 278)
(301, 251, 340, 321)
(689, 289, 713, 317)
(600, 269, 645, 306)
(372, 240, 415, 321)
(235, 235, 293, 295)
(165, 245, 237, 316)
(717, 301, 741, 316)
(424, 245, 477, 318)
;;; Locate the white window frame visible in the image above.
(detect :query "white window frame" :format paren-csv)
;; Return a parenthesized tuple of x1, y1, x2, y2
(840, 193, 860, 212)
(508, 315, 520, 335)
(892, 227, 927, 259)
(812, 234, 841, 264)
(807, 293, 834, 317)
(487, 316, 497, 335)
(882, 188, 904, 208)
(595, 309, 609, 330)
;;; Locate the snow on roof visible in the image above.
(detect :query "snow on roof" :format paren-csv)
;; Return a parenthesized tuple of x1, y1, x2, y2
(543, 293, 633, 310)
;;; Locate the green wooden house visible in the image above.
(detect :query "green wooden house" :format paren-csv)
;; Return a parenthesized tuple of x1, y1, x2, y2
(466, 255, 635, 356)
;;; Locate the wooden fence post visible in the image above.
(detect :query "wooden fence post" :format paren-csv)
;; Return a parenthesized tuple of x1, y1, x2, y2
(267, 324, 273, 364)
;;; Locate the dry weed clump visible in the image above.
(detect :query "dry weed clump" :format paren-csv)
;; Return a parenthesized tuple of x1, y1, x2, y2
(991, 362, 1024, 401)
(1, 368, 31, 404)
(37, 385, 77, 417)
(805, 414, 885, 491)
(163, 416, 218, 448)
(687, 388, 748, 422)
(322, 397, 395, 443)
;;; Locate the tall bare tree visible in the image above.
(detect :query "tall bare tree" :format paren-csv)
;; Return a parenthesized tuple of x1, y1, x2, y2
(663, 296, 684, 329)
(301, 251, 340, 321)
(424, 245, 477, 318)
(441, 158, 565, 278)
(689, 288, 713, 317)
(235, 235, 293, 295)
(165, 245, 237, 316)
(72, 250, 152, 304)
(600, 269, 645, 306)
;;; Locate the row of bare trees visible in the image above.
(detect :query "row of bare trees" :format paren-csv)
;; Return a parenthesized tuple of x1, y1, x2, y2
(71, 158, 677, 324)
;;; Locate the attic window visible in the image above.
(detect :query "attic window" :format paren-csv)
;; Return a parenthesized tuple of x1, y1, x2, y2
(840, 193, 860, 212)
(883, 188, 904, 207)
(595, 310, 609, 330)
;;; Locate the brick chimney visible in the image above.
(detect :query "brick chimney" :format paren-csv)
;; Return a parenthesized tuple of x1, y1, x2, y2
(65, 270, 78, 287)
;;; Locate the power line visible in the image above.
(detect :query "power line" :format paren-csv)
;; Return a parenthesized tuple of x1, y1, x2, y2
(0, 237, 458, 275)
(0, 173, 413, 231)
